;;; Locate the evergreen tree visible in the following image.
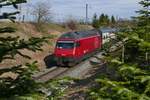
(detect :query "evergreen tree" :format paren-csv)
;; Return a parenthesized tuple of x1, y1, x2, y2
(99, 13, 105, 26)
(0, 0, 49, 98)
(134, 0, 150, 42)
(133, 0, 150, 62)
(92, 13, 99, 29)
(99, 13, 110, 27)
(111, 15, 116, 24)
(104, 14, 110, 25)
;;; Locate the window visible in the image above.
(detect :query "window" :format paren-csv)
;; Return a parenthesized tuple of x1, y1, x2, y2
(57, 42, 74, 49)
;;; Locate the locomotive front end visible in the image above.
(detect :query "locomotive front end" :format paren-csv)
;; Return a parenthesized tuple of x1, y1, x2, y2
(54, 40, 78, 66)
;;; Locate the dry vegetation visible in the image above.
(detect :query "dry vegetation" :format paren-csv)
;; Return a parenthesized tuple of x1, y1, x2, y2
(0, 22, 61, 70)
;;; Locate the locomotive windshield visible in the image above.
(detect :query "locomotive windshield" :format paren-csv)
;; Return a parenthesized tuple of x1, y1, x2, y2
(57, 41, 74, 49)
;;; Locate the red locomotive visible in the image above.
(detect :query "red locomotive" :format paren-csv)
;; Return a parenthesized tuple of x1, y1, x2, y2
(54, 29, 102, 66)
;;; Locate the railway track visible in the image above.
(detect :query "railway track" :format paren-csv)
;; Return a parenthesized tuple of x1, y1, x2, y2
(33, 52, 105, 83)
(33, 67, 69, 82)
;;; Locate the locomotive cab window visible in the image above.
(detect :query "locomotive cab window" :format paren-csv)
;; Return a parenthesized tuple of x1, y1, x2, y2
(57, 41, 74, 49)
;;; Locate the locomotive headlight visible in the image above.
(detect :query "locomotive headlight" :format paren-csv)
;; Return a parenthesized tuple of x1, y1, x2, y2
(61, 54, 66, 56)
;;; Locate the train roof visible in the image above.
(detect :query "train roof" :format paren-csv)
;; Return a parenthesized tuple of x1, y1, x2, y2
(60, 29, 102, 39)
(100, 27, 118, 33)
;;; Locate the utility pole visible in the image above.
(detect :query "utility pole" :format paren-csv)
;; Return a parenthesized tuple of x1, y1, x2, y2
(18, 4, 22, 22)
(22, 15, 25, 22)
(86, 4, 88, 24)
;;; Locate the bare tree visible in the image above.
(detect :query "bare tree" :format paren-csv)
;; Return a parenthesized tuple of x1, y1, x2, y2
(32, 1, 52, 24)
(66, 19, 78, 30)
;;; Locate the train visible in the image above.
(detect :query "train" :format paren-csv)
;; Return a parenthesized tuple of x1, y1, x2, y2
(54, 29, 103, 66)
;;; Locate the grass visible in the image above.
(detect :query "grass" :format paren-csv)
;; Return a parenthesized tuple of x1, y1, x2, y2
(47, 23, 69, 32)
(77, 24, 93, 31)
(0, 21, 93, 36)
(30, 22, 69, 34)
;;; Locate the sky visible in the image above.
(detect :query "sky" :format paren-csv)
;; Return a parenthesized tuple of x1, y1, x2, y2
(36, 0, 140, 22)
(48, 0, 140, 21)
(6, 0, 141, 22)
